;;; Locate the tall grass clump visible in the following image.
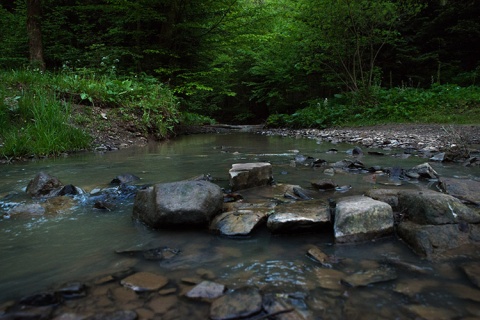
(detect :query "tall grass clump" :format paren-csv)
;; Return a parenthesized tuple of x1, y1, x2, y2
(0, 72, 91, 157)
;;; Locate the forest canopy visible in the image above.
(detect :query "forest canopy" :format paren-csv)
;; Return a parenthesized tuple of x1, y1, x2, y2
(1, 0, 479, 124)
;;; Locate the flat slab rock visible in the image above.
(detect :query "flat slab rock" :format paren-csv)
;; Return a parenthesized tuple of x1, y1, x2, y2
(439, 177, 480, 206)
(120, 272, 168, 292)
(210, 209, 269, 236)
(185, 280, 225, 300)
(267, 200, 330, 233)
(341, 267, 397, 287)
(210, 286, 262, 320)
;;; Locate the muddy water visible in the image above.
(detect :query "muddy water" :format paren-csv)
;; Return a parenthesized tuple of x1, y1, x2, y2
(1, 133, 479, 319)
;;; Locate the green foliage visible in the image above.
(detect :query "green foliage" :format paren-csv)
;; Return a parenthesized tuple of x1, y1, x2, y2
(266, 85, 480, 128)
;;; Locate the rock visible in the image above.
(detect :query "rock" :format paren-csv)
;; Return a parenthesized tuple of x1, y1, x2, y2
(397, 190, 480, 225)
(132, 180, 223, 228)
(85, 310, 137, 320)
(210, 286, 262, 320)
(396, 221, 470, 257)
(462, 263, 480, 288)
(26, 172, 63, 197)
(229, 162, 273, 191)
(262, 294, 305, 320)
(307, 246, 339, 268)
(57, 184, 83, 196)
(405, 162, 438, 179)
(9, 203, 46, 216)
(334, 196, 394, 243)
(365, 188, 402, 209)
(120, 271, 168, 292)
(210, 209, 268, 236)
(44, 196, 76, 215)
(314, 268, 346, 291)
(110, 173, 140, 185)
(439, 177, 480, 205)
(430, 152, 445, 162)
(185, 281, 225, 300)
(311, 179, 336, 190)
(404, 304, 457, 320)
(115, 246, 180, 261)
(267, 200, 330, 233)
(341, 266, 397, 287)
(56, 282, 87, 299)
(393, 278, 438, 297)
(19, 292, 60, 306)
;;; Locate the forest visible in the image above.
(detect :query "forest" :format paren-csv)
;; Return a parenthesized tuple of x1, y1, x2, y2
(1, 0, 479, 157)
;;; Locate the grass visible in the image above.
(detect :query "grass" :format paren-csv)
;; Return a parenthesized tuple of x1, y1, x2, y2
(266, 84, 480, 128)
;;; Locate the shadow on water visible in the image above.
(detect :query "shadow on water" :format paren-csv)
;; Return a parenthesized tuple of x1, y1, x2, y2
(0, 133, 479, 318)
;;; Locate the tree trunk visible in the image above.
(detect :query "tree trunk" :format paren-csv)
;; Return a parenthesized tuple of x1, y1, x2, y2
(27, 0, 45, 70)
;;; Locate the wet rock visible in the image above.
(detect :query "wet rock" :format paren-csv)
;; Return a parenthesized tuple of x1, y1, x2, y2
(210, 209, 268, 236)
(8, 203, 45, 217)
(397, 190, 480, 225)
(56, 282, 87, 299)
(1, 306, 54, 320)
(44, 196, 76, 215)
(446, 283, 480, 303)
(314, 268, 346, 291)
(404, 304, 456, 320)
(462, 263, 480, 288)
(85, 310, 137, 320)
(185, 281, 225, 300)
(396, 221, 470, 257)
(57, 184, 83, 196)
(267, 200, 330, 233)
(334, 196, 394, 243)
(19, 292, 61, 306)
(341, 266, 397, 287)
(383, 257, 432, 274)
(310, 179, 336, 190)
(262, 294, 305, 320)
(307, 246, 340, 268)
(439, 177, 480, 206)
(120, 271, 168, 292)
(26, 172, 63, 197)
(332, 159, 365, 171)
(430, 152, 445, 162)
(393, 278, 438, 297)
(210, 286, 262, 320)
(405, 162, 438, 180)
(110, 173, 140, 185)
(132, 180, 223, 228)
(292, 187, 313, 200)
(365, 188, 402, 210)
(115, 246, 180, 261)
(229, 162, 273, 191)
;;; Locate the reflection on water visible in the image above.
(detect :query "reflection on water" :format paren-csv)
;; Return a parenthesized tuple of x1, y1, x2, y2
(0, 133, 479, 318)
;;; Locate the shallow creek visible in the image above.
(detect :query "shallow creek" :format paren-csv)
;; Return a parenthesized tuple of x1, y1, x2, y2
(1, 133, 479, 319)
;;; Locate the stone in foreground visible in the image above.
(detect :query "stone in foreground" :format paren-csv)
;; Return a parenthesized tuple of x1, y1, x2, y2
(210, 286, 262, 320)
(132, 180, 223, 228)
(334, 196, 393, 243)
(229, 162, 273, 191)
(120, 272, 168, 292)
(397, 190, 480, 225)
(267, 200, 330, 233)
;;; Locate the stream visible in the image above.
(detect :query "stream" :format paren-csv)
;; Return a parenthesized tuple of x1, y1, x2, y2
(1, 132, 479, 319)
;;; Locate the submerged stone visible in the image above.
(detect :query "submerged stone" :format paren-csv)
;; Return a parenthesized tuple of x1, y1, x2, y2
(462, 263, 480, 288)
(210, 286, 262, 320)
(120, 271, 168, 292)
(341, 266, 397, 287)
(185, 280, 225, 300)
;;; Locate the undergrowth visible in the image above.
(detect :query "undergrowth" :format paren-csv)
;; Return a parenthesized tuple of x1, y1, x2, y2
(266, 85, 480, 128)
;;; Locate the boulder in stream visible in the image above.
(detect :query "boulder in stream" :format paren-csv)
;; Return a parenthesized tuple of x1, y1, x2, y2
(334, 196, 394, 243)
(229, 162, 273, 191)
(267, 200, 331, 233)
(439, 177, 480, 206)
(397, 190, 480, 225)
(26, 172, 63, 197)
(132, 180, 223, 228)
(210, 208, 269, 236)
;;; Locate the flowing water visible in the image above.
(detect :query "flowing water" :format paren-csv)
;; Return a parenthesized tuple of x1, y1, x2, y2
(1, 133, 479, 319)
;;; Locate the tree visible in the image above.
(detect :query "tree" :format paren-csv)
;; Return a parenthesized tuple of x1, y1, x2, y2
(27, 0, 45, 70)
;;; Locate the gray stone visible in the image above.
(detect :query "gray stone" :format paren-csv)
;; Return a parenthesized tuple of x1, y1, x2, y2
(311, 179, 336, 190)
(334, 196, 394, 243)
(341, 267, 397, 287)
(462, 263, 480, 289)
(26, 172, 63, 197)
(405, 162, 438, 179)
(267, 200, 330, 233)
(229, 162, 273, 191)
(439, 177, 480, 205)
(210, 286, 262, 320)
(8, 203, 45, 216)
(365, 188, 402, 209)
(110, 173, 140, 185)
(120, 271, 168, 292)
(397, 190, 480, 225)
(132, 180, 223, 228)
(210, 209, 268, 236)
(185, 281, 225, 300)
(396, 221, 470, 257)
